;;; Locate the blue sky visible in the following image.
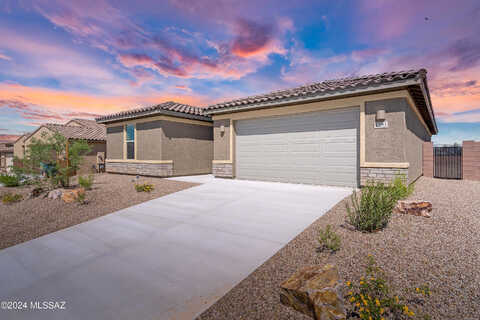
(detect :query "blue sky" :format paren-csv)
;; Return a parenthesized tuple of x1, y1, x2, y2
(0, 0, 479, 144)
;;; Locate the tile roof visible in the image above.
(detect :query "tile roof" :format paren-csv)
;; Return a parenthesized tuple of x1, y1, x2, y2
(70, 118, 101, 128)
(45, 122, 106, 141)
(96, 101, 210, 123)
(206, 69, 427, 111)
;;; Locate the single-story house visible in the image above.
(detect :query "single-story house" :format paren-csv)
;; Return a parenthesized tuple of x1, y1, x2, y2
(203, 69, 437, 187)
(95, 102, 213, 177)
(0, 141, 14, 173)
(23, 119, 106, 175)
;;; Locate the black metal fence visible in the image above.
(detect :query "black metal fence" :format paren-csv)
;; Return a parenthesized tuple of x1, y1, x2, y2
(434, 146, 462, 179)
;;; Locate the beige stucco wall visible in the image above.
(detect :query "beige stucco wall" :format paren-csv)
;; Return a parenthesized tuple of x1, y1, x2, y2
(24, 126, 54, 151)
(136, 120, 162, 160)
(161, 120, 213, 175)
(404, 102, 431, 182)
(213, 119, 230, 160)
(106, 125, 124, 159)
(365, 98, 408, 163)
(365, 97, 431, 183)
(14, 135, 28, 159)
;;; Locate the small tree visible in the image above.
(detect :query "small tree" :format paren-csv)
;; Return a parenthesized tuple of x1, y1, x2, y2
(15, 131, 91, 188)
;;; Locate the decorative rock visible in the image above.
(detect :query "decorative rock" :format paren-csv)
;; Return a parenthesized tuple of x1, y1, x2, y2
(280, 264, 346, 320)
(394, 200, 432, 217)
(47, 189, 63, 200)
(62, 188, 85, 203)
(28, 187, 44, 199)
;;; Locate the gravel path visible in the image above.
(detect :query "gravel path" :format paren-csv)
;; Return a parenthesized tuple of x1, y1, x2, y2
(197, 177, 480, 320)
(0, 173, 198, 249)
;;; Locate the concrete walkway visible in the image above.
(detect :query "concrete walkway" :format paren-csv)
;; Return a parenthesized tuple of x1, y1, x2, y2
(0, 175, 351, 320)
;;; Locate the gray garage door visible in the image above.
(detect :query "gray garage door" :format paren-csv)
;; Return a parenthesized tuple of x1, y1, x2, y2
(235, 107, 359, 187)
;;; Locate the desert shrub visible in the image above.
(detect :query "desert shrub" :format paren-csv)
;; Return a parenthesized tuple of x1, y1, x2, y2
(346, 181, 397, 232)
(76, 192, 88, 205)
(346, 255, 431, 320)
(389, 174, 414, 202)
(2, 193, 23, 204)
(0, 174, 20, 187)
(318, 225, 341, 252)
(135, 183, 154, 193)
(78, 175, 94, 190)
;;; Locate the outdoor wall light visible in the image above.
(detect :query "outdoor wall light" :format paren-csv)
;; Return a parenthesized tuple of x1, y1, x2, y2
(220, 125, 225, 133)
(376, 109, 386, 121)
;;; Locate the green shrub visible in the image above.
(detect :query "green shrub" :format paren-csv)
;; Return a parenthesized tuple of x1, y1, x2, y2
(0, 174, 20, 187)
(2, 193, 23, 204)
(345, 255, 431, 319)
(346, 181, 397, 232)
(389, 174, 414, 202)
(76, 192, 88, 205)
(78, 175, 94, 190)
(135, 183, 154, 193)
(318, 225, 341, 252)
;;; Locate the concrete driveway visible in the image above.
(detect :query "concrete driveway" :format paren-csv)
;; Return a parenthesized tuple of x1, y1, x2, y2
(0, 175, 351, 320)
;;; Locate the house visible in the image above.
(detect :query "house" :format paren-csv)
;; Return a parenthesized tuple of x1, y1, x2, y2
(24, 119, 106, 174)
(13, 133, 30, 161)
(0, 141, 14, 173)
(203, 69, 437, 187)
(95, 102, 213, 176)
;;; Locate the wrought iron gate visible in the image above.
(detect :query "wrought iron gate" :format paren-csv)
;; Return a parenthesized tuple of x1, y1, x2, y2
(434, 146, 462, 179)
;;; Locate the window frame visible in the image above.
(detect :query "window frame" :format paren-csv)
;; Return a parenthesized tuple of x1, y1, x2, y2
(125, 124, 135, 160)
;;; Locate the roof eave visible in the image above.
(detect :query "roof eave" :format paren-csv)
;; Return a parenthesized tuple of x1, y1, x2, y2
(205, 79, 420, 116)
(96, 109, 212, 124)
(418, 77, 438, 134)
(205, 78, 438, 135)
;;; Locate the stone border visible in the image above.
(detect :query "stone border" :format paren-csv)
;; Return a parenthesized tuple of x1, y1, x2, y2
(212, 162, 233, 178)
(360, 167, 408, 186)
(106, 161, 173, 177)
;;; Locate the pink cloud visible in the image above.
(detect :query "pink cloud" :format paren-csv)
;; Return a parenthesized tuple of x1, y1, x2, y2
(25, 0, 289, 82)
(0, 52, 11, 61)
(351, 48, 389, 62)
(231, 19, 273, 57)
(174, 85, 191, 92)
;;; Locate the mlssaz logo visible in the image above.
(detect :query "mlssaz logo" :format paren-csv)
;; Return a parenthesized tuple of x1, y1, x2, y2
(30, 301, 66, 310)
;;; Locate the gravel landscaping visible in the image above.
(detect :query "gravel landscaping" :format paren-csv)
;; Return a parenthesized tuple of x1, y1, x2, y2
(0, 173, 198, 249)
(198, 177, 480, 320)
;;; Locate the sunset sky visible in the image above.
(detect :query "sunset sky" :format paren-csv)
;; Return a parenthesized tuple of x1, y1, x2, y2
(0, 0, 479, 144)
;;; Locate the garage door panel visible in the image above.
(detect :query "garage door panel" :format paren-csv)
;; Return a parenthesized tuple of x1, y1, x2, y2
(235, 107, 359, 187)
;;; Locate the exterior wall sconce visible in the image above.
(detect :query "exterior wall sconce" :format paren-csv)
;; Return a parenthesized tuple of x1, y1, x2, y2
(374, 108, 388, 128)
(220, 125, 225, 133)
(376, 109, 386, 121)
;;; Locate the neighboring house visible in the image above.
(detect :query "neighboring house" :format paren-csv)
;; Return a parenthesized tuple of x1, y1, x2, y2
(95, 102, 213, 177)
(24, 119, 106, 175)
(204, 69, 437, 187)
(13, 133, 30, 160)
(0, 141, 14, 173)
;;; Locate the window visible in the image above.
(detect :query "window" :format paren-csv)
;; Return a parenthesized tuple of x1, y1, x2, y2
(374, 119, 388, 129)
(125, 124, 135, 159)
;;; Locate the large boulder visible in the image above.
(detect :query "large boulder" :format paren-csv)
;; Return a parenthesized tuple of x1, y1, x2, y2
(62, 188, 85, 203)
(280, 264, 346, 320)
(394, 200, 432, 217)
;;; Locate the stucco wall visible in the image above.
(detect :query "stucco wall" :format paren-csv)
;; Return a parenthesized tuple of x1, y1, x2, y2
(106, 125, 123, 159)
(14, 135, 27, 159)
(365, 98, 407, 163)
(161, 120, 213, 175)
(136, 120, 162, 160)
(365, 97, 431, 183)
(78, 142, 106, 175)
(404, 102, 431, 182)
(213, 119, 230, 160)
